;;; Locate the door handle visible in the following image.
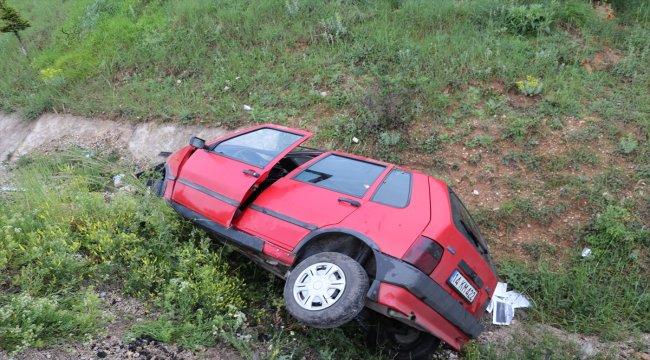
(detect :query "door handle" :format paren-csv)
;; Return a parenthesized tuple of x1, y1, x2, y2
(338, 197, 360, 207)
(243, 169, 260, 178)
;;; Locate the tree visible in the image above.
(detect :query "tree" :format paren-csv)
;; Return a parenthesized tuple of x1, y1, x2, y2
(0, 0, 31, 58)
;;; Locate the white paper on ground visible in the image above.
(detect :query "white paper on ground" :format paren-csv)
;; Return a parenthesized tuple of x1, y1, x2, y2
(493, 282, 508, 298)
(504, 290, 531, 308)
(492, 300, 515, 325)
(488, 282, 531, 325)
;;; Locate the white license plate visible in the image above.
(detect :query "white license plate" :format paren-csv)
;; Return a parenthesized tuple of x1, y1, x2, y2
(448, 270, 477, 303)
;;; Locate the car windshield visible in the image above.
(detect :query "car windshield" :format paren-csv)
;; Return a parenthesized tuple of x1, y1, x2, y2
(212, 128, 303, 168)
(294, 154, 386, 197)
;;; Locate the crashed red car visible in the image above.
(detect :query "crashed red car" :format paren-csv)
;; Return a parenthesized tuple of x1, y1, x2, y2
(155, 124, 497, 359)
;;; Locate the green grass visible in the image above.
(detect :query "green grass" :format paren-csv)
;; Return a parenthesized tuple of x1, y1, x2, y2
(499, 206, 649, 340)
(0, 0, 648, 130)
(0, 150, 381, 358)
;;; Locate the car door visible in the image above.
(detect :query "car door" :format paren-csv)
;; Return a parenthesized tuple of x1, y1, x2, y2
(235, 153, 391, 250)
(172, 125, 312, 227)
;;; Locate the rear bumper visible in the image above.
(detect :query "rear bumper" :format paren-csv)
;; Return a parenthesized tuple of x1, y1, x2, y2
(368, 254, 484, 350)
(375, 283, 469, 351)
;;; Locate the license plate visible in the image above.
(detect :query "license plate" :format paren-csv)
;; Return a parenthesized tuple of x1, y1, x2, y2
(448, 270, 477, 303)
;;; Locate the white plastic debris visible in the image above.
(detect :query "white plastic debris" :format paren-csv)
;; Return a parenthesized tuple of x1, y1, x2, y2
(352, 137, 360, 143)
(113, 174, 125, 188)
(472, 190, 480, 196)
(581, 248, 592, 257)
(487, 282, 530, 326)
(320, 91, 328, 97)
(223, 86, 230, 91)
(242, 105, 253, 112)
(1, 187, 26, 193)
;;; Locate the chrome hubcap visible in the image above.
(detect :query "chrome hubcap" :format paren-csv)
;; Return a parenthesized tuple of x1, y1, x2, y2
(293, 262, 346, 310)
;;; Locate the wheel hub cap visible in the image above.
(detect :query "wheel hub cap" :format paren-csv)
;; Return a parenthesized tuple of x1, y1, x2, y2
(293, 262, 346, 311)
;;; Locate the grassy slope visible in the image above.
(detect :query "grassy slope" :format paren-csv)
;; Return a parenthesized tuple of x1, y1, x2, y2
(1, 0, 649, 358)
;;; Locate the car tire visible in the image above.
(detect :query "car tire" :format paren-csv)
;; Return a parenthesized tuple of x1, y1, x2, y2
(153, 179, 164, 197)
(284, 252, 369, 329)
(367, 317, 440, 360)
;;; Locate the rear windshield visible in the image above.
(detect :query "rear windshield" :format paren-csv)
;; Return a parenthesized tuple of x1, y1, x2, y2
(294, 154, 386, 198)
(449, 189, 490, 257)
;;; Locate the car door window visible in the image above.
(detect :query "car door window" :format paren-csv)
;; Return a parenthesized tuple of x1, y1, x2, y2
(371, 169, 412, 208)
(212, 128, 303, 168)
(293, 154, 386, 198)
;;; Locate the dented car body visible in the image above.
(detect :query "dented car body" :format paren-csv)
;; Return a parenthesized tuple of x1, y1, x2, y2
(157, 124, 497, 357)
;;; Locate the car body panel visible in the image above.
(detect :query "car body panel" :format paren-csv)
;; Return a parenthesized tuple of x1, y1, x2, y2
(235, 152, 392, 251)
(336, 169, 431, 259)
(423, 178, 498, 317)
(377, 283, 468, 351)
(173, 125, 312, 226)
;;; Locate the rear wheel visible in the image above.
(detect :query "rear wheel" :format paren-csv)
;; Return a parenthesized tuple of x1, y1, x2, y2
(367, 317, 440, 360)
(284, 252, 369, 328)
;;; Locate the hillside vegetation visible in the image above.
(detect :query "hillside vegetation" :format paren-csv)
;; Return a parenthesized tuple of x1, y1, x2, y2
(1, 0, 649, 358)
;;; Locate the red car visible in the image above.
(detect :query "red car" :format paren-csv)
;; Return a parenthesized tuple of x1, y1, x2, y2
(156, 124, 497, 359)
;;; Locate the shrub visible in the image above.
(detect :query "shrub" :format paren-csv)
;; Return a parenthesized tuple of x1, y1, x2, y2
(0, 291, 103, 353)
(321, 13, 347, 44)
(515, 75, 543, 96)
(357, 85, 415, 136)
(504, 4, 553, 35)
(418, 130, 442, 154)
(502, 117, 538, 142)
(1, 150, 247, 352)
(553, 0, 593, 28)
(619, 134, 638, 154)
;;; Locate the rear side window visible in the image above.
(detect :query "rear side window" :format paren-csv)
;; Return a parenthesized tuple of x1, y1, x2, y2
(294, 154, 386, 197)
(371, 170, 412, 208)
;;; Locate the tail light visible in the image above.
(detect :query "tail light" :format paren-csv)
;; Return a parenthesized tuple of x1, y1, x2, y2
(403, 236, 444, 274)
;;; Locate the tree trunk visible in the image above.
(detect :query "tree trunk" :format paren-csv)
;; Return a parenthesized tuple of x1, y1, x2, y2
(14, 31, 29, 58)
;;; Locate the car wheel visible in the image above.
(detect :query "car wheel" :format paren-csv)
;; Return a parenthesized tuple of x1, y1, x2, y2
(367, 318, 440, 360)
(153, 179, 164, 197)
(284, 252, 369, 328)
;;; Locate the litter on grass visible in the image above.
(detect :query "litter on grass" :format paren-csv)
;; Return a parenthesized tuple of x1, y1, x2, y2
(1, 187, 25, 192)
(486, 282, 531, 325)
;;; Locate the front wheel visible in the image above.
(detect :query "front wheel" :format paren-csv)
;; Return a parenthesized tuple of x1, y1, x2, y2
(283, 252, 369, 328)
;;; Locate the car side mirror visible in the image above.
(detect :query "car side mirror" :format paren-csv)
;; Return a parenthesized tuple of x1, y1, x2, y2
(189, 136, 206, 150)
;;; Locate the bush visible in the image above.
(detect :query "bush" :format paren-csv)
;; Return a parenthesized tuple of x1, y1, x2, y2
(0, 291, 102, 353)
(1, 150, 247, 351)
(619, 134, 638, 154)
(504, 4, 553, 35)
(357, 85, 415, 136)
